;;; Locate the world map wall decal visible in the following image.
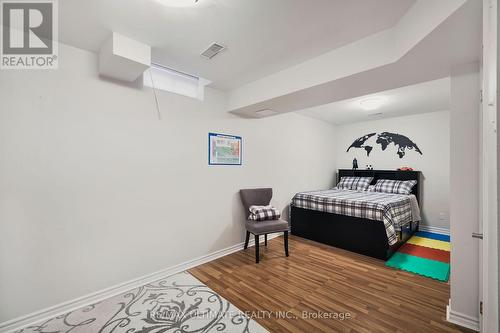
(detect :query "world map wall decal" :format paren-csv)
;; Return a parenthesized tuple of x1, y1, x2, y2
(347, 132, 423, 158)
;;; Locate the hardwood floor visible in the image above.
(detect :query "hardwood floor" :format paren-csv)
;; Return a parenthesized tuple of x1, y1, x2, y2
(189, 235, 473, 333)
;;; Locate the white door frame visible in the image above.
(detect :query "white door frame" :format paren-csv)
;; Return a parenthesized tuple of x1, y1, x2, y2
(480, 0, 498, 332)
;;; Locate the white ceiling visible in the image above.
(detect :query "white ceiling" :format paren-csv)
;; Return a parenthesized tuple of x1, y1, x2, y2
(297, 78, 450, 125)
(228, 0, 480, 118)
(59, 0, 415, 90)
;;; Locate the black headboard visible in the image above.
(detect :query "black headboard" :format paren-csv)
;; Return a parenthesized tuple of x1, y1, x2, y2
(337, 169, 421, 203)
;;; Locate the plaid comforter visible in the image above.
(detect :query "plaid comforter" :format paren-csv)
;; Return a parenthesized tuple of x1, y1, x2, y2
(292, 189, 413, 245)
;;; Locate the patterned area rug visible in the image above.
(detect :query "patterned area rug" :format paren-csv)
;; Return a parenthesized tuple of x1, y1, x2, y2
(15, 271, 267, 333)
(385, 231, 450, 282)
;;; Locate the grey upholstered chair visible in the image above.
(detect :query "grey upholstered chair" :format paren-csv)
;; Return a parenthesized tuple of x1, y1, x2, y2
(239, 188, 289, 263)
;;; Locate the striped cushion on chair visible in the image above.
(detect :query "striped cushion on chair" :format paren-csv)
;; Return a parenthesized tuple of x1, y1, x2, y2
(248, 205, 281, 221)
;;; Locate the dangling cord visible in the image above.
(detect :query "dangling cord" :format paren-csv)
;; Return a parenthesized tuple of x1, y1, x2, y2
(148, 69, 162, 120)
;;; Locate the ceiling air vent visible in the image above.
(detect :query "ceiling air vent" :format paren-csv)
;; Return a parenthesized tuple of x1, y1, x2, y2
(201, 43, 225, 59)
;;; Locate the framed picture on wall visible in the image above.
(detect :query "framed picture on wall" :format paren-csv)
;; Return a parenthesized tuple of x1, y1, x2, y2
(208, 132, 242, 165)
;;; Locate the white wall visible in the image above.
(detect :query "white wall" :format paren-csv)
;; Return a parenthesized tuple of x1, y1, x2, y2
(335, 111, 450, 229)
(0, 44, 337, 322)
(449, 62, 480, 324)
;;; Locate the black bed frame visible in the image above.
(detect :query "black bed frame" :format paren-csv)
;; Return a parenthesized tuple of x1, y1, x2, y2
(290, 169, 421, 260)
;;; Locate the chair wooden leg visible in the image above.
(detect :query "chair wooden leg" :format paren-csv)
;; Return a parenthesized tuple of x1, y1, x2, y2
(284, 231, 289, 257)
(265, 234, 267, 246)
(244, 231, 250, 250)
(255, 235, 260, 263)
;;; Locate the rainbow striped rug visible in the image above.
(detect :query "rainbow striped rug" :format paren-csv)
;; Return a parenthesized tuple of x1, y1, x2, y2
(385, 231, 450, 282)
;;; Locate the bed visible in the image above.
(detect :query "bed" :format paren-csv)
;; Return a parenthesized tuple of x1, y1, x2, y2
(290, 169, 421, 260)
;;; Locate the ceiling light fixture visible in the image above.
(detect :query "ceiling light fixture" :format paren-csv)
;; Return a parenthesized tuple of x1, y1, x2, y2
(255, 109, 278, 117)
(359, 97, 387, 111)
(156, 0, 200, 8)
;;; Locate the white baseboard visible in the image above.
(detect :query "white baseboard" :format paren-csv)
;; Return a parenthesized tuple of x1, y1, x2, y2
(0, 234, 280, 333)
(419, 225, 450, 236)
(446, 300, 480, 331)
